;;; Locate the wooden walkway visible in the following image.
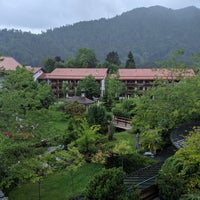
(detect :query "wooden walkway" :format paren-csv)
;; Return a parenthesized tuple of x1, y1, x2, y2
(112, 116, 132, 130)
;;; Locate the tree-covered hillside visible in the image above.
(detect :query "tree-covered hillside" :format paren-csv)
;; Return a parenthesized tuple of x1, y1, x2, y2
(0, 6, 200, 66)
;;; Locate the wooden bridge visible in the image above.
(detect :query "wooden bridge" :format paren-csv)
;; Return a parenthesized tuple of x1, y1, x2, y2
(112, 116, 132, 130)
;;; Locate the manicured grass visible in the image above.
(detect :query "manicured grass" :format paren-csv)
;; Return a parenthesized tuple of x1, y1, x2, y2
(106, 131, 136, 152)
(8, 163, 103, 200)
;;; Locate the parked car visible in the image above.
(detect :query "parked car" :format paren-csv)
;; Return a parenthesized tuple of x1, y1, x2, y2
(143, 151, 155, 158)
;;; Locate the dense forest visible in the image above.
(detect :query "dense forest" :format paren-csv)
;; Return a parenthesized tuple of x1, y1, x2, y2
(0, 6, 200, 66)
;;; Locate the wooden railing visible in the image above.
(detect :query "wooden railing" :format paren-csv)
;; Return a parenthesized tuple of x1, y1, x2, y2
(124, 162, 164, 199)
(113, 116, 132, 130)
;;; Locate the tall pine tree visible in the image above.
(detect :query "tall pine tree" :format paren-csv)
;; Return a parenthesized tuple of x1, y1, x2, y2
(125, 51, 135, 68)
(105, 51, 121, 66)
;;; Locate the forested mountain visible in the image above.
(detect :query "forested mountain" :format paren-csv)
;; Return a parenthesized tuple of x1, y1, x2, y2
(0, 6, 200, 67)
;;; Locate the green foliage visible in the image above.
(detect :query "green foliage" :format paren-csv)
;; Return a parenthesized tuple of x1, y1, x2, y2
(157, 130, 200, 199)
(42, 58, 56, 72)
(132, 74, 200, 133)
(108, 122, 115, 141)
(7, 156, 52, 199)
(122, 98, 136, 111)
(42, 56, 65, 72)
(125, 51, 136, 68)
(2, 145, 83, 197)
(69, 118, 101, 155)
(190, 52, 200, 67)
(64, 56, 77, 68)
(84, 167, 126, 200)
(103, 76, 126, 109)
(112, 107, 130, 118)
(8, 163, 104, 200)
(0, 67, 54, 132)
(105, 153, 155, 173)
(105, 131, 136, 153)
(2, 66, 33, 90)
(0, 68, 66, 192)
(76, 127, 100, 154)
(86, 105, 109, 134)
(190, 52, 200, 73)
(20, 108, 65, 141)
(113, 140, 132, 155)
(0, 115, 66, 188)
(180, 193, 200, 200)
(100, 61, 120, 74)
(76, 75, 100, 98)
(64, 48, 98, 68)
(14, 156, 52, 184)
(140, 129, 165, 154)
(0, 136, 43, 192)
(105, 51, 121, 66)
(5, 127, 138, 199)
(113, 140, 132, 170)
(157, 156, 187, 199)
(76, 48, 98, 68)
(112, 98, 135, 118)
(0, 115, 68, 191)
(63, 117, 83, 145)
(64, 102, 86, 116)
(61, 81, 70, 98)
(127, 188, 142, 200)
(53, 147, 84, 172)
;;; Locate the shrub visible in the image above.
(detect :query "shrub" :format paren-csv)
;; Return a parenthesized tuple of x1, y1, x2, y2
(157, 156, 187, 200)
(157, 131, 200, 199)
(84, 167, 126, 200)
(180, 193, 200, 200)
(112, 107, 130, 118)
(64, 102, 86, 116)
(86, 105, 110, 134)
(105, 153, 155, 173)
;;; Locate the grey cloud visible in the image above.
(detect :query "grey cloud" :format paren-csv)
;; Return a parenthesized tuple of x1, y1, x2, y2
(0, 0, 200, 32)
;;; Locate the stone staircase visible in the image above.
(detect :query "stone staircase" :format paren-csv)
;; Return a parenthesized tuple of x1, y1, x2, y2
(124, 162, 163, 198)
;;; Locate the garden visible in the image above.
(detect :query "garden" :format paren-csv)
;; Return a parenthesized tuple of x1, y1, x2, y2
(0, 66, 200, 199)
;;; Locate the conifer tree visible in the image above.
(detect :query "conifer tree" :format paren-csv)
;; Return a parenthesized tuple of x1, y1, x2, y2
(125, 51, 135, 68)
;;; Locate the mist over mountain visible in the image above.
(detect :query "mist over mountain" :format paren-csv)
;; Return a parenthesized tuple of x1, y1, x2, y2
(0, 6, 200, 67)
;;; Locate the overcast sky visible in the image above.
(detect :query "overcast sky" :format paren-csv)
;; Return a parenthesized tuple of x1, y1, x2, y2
(0, 0, 200, 33)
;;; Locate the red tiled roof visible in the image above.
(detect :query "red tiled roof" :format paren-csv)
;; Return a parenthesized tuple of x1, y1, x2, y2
(118, 68, 195, 80)
(38, 68, 108, 80)
(0, 56, 22, 71)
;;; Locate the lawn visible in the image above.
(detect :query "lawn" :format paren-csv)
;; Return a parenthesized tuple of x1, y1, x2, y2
(106, 131, 137, 152)
(8, 163, 103, 200)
